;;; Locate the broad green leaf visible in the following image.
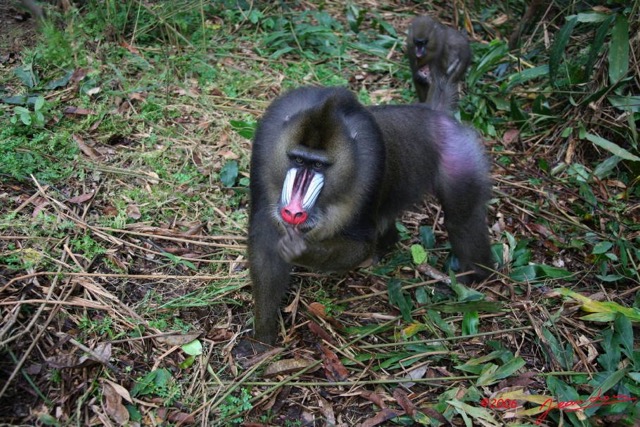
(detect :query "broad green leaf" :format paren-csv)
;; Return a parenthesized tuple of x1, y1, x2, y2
(536, 265, 574, 279)
(628, 372, 640, 382)
(574, 12, 612, 23)
(593, 156, 622, 179)
(608, 95, 640, 113)
(585, 15, 615, 80)
(467, 40, 508, 86)
(608, 14, 629, 85)
(555, 288, 640, 321)
(14, 63, 38, 88)
(415, 287, 429, 305)
(179, 355, 195, 369)
(426, 309, 455, 337)
(419, 226, 435, 249)
(542, 326, 573, 369)
(387, 279, 413, 322)
(584, 132, 640, 161)
(346, 4, 364, 33)
(229, 119, 256, 140)
(182, 339, 203, 356)
(450, 282, 485, 302)
(614, 314, 634, 358)
(456, 350, 509, 373)
(597, 329, 619, 371)
(549, 16, 578, 85)
(510, 95, 527, 121)
(412, 411, 431, 425)
(45, 70, 73, 90)
(510, 265, 538, 281)
(447, 398, 501, 426)
(131, 368, 172, 397)
(401, 322, 426, 339)
(462, 311, 479, 335)
(506, 65, 549, 90)
(587, 367, 628, 398)
(592, 241, 614, 255)
(477, 357, 526, 386)
(20, 112, 32, 126)
(34, 96, 45, 111)
(546, 376, 580, 403)
(220, 160, 239, 187)
(410, 244, 427, 264)
(582, 312, 617, 322)
(1, 95, 29, 105)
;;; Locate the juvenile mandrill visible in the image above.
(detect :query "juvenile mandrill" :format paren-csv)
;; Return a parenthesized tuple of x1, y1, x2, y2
(407, 16, 471, 105)
(248, 86, 493, 344)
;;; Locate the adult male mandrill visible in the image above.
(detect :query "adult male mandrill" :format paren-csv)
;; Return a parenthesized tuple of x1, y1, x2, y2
(248, 86, 493, 344)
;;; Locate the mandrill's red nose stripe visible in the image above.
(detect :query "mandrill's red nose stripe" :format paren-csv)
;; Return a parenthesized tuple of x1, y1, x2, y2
(281, 168, 313, 225)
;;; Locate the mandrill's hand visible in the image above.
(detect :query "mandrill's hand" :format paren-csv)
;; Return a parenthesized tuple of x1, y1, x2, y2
(278, 226, 307, 263)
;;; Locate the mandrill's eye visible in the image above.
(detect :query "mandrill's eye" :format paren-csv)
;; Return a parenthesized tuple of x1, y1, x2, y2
(313, 161, 323, 170)
(294, 157, 304, 165)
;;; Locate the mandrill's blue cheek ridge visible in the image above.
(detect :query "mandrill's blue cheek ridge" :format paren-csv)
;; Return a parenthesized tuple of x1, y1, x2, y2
(302, 173, 324, 209)
(280, 168, 297, 205)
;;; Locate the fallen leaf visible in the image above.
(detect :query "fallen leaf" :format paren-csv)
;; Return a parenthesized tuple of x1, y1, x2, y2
(320, 344, 348, 382)
(308, 302, 327, 318)
(79, 342, 112, 365)
(318, 396, 336, 426)
(263, 358, 314, 377)
(308, 321, 335, 344)
(503, 128, 520, 146)
(393, 388, 417, 417)
(220, 150, 239, 159)
(146, 172, 160, 185)
(156, 332, 201, 346)
(360, 390, 386, 408)
(157, 408, 195, 424)
(73, 134, 101, 160)
(103, 379, 133, 403)
(102, 382, 130, 425)
(70, 68, 88, 83)
(63, 106, 96, 116)
(67, 191, 95, 204)
(205, 328, 234, 342)
(129, 92, 146, 102)
(119, 41, 140, 55)
(126, 204, 141, 219)
(86, 87, 101, 96)
(359, 408, 402, 427)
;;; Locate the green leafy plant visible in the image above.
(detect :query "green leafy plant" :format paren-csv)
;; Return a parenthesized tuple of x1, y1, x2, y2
(218, 388, 253, 424)
(10, 96, 46, 127)
(131, 368, 181, 406)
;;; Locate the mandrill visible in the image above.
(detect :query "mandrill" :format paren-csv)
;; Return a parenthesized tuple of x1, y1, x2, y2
(248, 85, 493, 344)
(407, 15, 471, 105)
